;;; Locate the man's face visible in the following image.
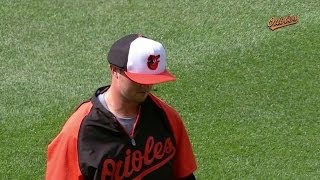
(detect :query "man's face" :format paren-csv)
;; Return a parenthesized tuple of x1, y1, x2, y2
(116, 70, 153, 103)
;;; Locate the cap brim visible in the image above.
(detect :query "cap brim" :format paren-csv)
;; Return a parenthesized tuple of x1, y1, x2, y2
(124, 70, 176, 85)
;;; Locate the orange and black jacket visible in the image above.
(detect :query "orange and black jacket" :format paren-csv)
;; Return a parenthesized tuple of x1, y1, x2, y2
(46, 86, 197, 180)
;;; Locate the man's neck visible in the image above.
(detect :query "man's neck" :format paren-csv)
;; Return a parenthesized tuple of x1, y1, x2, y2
(105, 88, 140, 118)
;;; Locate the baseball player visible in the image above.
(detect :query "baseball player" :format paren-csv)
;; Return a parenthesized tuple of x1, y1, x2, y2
(46, 34, 197, 179)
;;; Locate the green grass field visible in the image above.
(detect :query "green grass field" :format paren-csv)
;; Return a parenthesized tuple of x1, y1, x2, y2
(1, 0, 320, 179)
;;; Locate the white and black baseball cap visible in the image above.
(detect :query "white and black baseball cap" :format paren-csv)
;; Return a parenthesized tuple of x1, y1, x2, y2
(107, 34, 176, 85)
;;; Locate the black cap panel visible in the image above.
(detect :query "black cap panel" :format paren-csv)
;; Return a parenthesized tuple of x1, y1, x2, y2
(107, 34, 140, 70)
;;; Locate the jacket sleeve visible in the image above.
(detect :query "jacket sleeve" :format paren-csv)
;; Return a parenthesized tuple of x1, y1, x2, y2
(46, 131, 83, 180)
(149, 95, 197, 178)
(46, 102, 92, 180)
(168, 108, 197, 178)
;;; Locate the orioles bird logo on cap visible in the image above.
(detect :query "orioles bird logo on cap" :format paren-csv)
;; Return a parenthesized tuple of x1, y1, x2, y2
(147, 55, 160, 70)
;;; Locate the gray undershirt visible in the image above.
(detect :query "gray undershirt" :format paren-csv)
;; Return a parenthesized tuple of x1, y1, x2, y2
(98, 92, 136, 134)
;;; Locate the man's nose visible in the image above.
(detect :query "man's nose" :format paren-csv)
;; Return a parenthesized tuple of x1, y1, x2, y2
(140, 84, 153, 91)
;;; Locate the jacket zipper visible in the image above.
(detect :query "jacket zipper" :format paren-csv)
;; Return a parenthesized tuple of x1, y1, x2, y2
(111, 107, 141, 146)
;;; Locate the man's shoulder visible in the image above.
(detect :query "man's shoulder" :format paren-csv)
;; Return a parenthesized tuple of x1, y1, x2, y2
(61, 101, 94, 136)
(148, 94, 181, 120)
(47, 101, 94, 151)
(148, 94, 174, 109)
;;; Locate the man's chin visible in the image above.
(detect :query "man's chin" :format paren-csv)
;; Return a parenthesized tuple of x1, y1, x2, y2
(135, 93, 148, 103)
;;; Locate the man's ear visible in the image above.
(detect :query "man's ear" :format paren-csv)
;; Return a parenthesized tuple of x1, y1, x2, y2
(110, 65, 119, 78)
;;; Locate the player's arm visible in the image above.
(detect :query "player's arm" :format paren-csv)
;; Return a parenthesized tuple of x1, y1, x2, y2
(46, 130, 83, 180)
(172, 119, 197, 178)
(46, 102, 92, 180)
(178, 173, 196, 180)
(149, 95, 197, 178)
